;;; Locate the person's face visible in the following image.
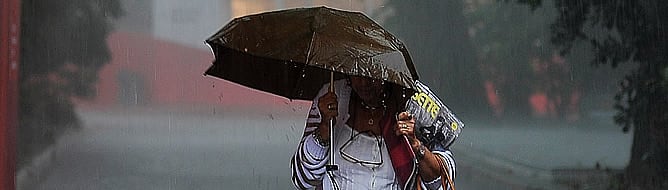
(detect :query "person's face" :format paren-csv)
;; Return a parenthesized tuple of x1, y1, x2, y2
(350, 76, 384, 103)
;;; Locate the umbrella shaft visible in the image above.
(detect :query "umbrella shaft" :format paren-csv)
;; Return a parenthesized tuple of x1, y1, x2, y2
(329, 72, 334, 92)
(326, 118, 338, 171)
(326, 71, 338, 171)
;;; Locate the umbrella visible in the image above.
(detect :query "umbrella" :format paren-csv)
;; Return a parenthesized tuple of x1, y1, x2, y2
(204, 6, 419, 101)
(203, 6, 419, 179)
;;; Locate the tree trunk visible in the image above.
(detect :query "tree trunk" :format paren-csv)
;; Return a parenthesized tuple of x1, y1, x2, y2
(625, 127, 660, 188)
(624, 119, 668, 189)
(622, 71, 668, 189)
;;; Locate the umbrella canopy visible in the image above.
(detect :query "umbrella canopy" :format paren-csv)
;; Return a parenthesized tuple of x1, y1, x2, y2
(204, 6, 418, 100)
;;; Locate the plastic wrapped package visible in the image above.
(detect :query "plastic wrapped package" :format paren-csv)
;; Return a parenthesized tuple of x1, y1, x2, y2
(404, 80, 463, 148)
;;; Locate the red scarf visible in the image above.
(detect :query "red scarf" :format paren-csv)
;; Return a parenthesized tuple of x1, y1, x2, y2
(381, 116, 415, 188)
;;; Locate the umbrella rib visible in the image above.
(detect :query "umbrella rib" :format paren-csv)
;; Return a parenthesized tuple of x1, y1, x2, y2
(304, 31, 316, 65)
(291, 31, 318, 99)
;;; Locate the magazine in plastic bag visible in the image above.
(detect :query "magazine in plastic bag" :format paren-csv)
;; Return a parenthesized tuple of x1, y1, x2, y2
(404, 80, 463, 148)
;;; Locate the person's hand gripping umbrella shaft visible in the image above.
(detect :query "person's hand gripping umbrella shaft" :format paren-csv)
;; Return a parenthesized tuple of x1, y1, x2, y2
(316, 72, 338, 170)
(316, 72, 337, 141)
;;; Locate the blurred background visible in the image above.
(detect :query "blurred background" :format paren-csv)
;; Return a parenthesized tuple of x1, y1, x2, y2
(2, 0, 666, 189)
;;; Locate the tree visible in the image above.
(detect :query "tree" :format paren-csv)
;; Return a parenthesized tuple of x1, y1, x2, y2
(467, 1, 552, 119)
(516, 0, 668, 188)
(381, 0, 487, 120)
(18, 0, 121, 167)
(470, 1, 597, 122)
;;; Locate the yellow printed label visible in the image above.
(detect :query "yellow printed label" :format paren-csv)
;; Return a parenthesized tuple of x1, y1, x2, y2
(411, 91, 440, 119)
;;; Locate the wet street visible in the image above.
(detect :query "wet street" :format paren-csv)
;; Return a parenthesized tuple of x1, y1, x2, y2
(29, 107, 532, 190)
(32, 108, 306, 189)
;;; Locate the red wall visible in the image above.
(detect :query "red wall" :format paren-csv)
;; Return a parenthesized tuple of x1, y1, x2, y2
(78, 31, 296, 110)
(0, 0, 20, 189)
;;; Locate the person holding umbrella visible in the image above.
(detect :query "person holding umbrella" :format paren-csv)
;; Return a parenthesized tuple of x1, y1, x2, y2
(290, 76, 456, 190)
(201, 6, 457, 190)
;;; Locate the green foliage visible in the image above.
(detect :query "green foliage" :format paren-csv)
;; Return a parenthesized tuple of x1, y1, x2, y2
(548, 0, 668, 130)
(469, 2, 557, 74)
(469, 1, 552, 117)
(18, 0, 122, 168)
(470, 0, 600, 120)
(504, 0, 544, 10)
(517, 0, 668, 188)
(21, 0, 122, 97)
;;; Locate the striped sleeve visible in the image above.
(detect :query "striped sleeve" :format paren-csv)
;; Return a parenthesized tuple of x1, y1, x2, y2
(290, 86, 330, 190)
